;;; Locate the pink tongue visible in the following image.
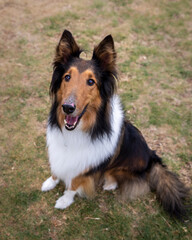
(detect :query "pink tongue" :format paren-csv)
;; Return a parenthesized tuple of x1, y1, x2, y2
(66, 115, 78, 125)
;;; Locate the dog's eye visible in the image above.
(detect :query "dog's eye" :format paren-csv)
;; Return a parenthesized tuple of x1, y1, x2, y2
(64, 74, 71, 82)
(87, 79, 95, 86)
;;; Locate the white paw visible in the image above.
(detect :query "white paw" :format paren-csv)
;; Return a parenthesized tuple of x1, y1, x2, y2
(55, 196, 74, 209)
(41, 176, 59, 192)
(55, 190, 76, 209)
(103, 182, 117, 191)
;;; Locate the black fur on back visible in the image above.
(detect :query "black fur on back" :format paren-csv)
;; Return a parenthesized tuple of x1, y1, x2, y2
(110, 121, 153, 173)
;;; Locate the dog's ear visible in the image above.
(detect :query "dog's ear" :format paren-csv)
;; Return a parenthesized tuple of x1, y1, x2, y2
(50, 30, 81, 96)
(92, 35, 117, 98)
(92, 35, 116, 72)
(53, 29, 81, 67)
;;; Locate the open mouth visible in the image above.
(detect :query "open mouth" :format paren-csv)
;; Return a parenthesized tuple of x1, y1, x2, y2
(64, 104, 88, 131)
(64, 115, 79, 130)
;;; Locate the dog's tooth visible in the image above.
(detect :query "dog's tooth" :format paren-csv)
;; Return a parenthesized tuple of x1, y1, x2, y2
(64, 119, 67, 125)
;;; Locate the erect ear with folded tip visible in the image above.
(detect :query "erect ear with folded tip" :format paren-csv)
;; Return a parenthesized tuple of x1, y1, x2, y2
(92, 35, 116, 73)
(53, 29, 81, 67)
(50, 30, 82, 96)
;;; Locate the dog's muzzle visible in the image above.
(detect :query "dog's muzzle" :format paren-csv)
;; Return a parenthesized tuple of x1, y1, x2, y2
(62, 104, 88, 131)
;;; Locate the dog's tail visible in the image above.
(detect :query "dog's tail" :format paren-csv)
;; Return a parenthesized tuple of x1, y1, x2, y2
(149, 152, 189, 218)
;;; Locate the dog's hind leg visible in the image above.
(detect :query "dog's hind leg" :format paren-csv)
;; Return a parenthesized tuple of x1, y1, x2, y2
(55, 175, 95, 209)
(103, 172, 118, 191)
(41, 175, 59, 192)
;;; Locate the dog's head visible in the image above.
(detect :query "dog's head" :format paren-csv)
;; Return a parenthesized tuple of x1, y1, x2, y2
(50, 30, 117, 132)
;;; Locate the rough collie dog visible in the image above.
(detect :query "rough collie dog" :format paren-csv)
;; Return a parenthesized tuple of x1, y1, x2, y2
(42, 30, 188, 217)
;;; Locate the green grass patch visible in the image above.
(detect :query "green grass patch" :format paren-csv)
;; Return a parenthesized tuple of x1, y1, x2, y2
(13, 190, 41, 207)
(149, 101, 192, 139)
(41, 12, 80, 36)
(110, 0, 132, 6)
(132, 15, 164, 35)
(120, 81, 141, 103)
(177, 152, 192, 164)
(91, 0, 105, 9)
(136, 214, 190, 240)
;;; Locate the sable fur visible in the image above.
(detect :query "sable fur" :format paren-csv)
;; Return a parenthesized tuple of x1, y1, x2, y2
(42, 29, 189, 218)
(149, 162, 189, 217)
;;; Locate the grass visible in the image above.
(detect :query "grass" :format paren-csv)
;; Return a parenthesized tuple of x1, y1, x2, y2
(0, 0, 191, 239)
(41, 12, 80, 36)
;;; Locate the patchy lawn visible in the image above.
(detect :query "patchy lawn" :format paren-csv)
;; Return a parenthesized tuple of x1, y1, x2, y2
(0, 0, 191, 239)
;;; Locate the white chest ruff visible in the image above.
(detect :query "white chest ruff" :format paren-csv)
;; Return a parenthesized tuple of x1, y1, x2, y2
(47, 95, 123, 188)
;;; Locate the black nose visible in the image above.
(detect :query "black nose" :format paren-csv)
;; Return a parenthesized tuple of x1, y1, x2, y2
(62, 103, 76, 114)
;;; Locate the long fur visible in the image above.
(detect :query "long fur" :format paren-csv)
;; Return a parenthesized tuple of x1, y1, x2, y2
(149, 160, 189, 218)
(46, 95, 124, 188)
(42, 30, 189, 218)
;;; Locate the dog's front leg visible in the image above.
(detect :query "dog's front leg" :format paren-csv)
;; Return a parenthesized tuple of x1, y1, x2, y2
(55, 189, 76, 209)
(41, 175, 60, 192)
(55, 175, 95, 209)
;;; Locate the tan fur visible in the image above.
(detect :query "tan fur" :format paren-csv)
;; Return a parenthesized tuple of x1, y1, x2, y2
(105, 168, 134, 182)
(71, 175, 95, 198)
(56, 67, 102, 130)
(104, 168, 150, 200)
(104, 172, 117, 187)
(52, 175, 58, 181)
(150, 164, 178, 193)
(121, 179, 150, 200)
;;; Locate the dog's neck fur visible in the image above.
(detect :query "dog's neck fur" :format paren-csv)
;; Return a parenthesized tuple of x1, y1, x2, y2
(47, 95, 124, 187)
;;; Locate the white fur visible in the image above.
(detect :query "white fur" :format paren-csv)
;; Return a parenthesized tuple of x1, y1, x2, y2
(41, 176, 59, 191)
(103, 182, 118, 191)
(55, 190, 76, 209)
(46, 95, 123, 189)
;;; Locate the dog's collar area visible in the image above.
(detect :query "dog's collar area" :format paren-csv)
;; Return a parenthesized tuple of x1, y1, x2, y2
(64, 104, 88, 130)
